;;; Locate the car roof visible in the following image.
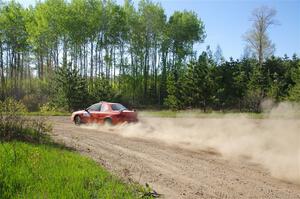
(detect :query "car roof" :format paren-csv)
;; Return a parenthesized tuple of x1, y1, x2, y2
(99, 101, 119, 105)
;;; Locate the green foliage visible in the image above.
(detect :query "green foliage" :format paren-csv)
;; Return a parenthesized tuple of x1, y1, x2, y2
(0, 142, 152, 199)
(141, 110, 264, 118)
(168, 10, 205, 61)
(89, 75, 115, 102)
(214, 58, 252, 110)
(243, 64, 264, 112)
(0, 98, 27, 114)
(0, 98, 51, 143)
(1, 1, 28, 52)
(39, 102, 65, 113)
(289, 83, 300, 102)
(164, 73, 180, 110)
(0, 0, 299, 113)
(288, 60, 300, 102)
(53, 64, 89, 111)
(21, 94, 40, 112)
(182, 52, 215, 111)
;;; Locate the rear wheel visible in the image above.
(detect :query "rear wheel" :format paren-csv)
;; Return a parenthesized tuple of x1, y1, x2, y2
(74, 115, 81, 125)
(104, 118, 112, 126)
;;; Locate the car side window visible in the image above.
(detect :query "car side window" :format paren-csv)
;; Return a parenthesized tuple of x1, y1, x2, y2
(87, 103, 101, 111)
(101, 104, 109, 112)
(111, 103, 127, 111)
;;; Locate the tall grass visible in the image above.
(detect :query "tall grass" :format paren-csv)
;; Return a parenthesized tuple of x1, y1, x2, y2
(140, 110, 264, 119)
(0, 142, 149, 199)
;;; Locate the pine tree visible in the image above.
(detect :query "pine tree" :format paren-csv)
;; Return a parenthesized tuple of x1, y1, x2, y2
(54, 63, 89, 111)
(89, 74, 115, 103)
(288, 61, 300, 102)
(245, 65, 264, 112)
(164, 73, 179, 110)
(182, 52, 213, 111)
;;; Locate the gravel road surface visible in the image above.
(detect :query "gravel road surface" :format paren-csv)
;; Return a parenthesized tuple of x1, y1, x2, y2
(50, 116, 300, 199)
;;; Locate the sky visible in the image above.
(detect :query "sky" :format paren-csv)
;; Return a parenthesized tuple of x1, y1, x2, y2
(15, 0, 300, 60)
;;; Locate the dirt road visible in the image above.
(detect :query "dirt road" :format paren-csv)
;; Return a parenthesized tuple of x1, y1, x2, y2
(50, 116, 300, 199)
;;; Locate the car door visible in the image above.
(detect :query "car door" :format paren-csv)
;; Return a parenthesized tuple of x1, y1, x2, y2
(92, 103, 110, 123)
(93, 103, 110, 123)
(86, 103, 102, 123)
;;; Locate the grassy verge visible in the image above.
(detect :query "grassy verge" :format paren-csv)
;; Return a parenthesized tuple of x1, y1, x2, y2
(140, 110, 265, 119)
(0, 99, 153, 199)
(0, 142, 151, 199)
(21, 110, 265, 119)
(21, 111, 70, 116)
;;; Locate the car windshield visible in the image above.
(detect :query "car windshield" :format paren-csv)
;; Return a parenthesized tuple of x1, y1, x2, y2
(111, 103, 127, 111)
(87, 103, 101, 111)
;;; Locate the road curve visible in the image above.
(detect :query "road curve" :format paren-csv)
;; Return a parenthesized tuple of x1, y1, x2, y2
(49, 116, 300, 199)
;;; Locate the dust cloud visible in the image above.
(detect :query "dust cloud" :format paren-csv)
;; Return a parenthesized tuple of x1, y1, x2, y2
(84, 102, 300, 184)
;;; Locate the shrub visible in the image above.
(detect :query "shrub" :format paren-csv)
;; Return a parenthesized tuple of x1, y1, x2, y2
(39, 102, 64, 113)
(0, 98, 28, 114)
(0, 98, 51, 143)
(21, 94, 40, 111)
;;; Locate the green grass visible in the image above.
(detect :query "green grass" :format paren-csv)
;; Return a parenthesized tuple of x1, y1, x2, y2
(0, 142, 151, 199)
(20, 109, 266, 119)
(21, 111, 70, 116)
(140, 110, 265, 119)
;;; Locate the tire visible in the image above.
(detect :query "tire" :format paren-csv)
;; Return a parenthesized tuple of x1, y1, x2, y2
(104, 118, 112, 126)
(74, 115, 81, 125)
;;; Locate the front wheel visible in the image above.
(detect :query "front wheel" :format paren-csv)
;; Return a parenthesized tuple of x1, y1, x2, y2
(74, 115, 81, 125)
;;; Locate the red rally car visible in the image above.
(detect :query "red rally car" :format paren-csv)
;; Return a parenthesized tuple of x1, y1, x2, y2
(71, 101, 138, 125)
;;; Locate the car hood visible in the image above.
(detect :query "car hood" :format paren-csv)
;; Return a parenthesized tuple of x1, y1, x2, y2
(71, 110, 86, 119)
(72, 110, 86, 115)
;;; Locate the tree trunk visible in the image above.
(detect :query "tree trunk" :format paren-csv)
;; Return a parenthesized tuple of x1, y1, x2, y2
(80, 45, 83, 76)
(63, 38, 68, 67)
(90, 40, 94, 79)
(0, 43, 5, 99)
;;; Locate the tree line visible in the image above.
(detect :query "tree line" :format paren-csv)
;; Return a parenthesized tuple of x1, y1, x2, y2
(0, 0, 299, 112)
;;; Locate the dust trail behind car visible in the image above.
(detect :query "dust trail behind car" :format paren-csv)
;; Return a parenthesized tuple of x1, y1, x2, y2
(81, 102, 300, 185)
